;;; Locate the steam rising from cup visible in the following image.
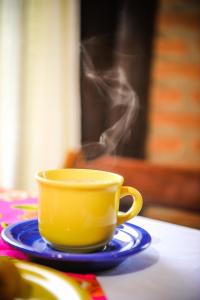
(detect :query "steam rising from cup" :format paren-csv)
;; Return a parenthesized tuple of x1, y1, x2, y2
(80, 41, 139, 162)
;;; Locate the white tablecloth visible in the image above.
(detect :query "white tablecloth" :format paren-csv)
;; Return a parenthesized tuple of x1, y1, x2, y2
(98, 216, 200, 300)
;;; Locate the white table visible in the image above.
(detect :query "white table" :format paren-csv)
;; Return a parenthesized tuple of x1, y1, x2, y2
(98, 216, 200, 300)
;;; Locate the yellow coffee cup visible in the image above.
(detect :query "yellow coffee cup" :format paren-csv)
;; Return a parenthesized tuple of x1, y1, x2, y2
(36, 168, 143, 253)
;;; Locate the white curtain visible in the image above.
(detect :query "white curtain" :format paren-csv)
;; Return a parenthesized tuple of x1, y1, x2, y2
(0, 0, 81, 192)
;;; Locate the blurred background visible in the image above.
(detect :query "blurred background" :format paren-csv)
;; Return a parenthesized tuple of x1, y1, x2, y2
(0, 0, 80, 191)
(0, 0, 200, 192)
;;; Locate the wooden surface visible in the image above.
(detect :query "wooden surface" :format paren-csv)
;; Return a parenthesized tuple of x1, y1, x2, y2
(64, 152, 200, 228)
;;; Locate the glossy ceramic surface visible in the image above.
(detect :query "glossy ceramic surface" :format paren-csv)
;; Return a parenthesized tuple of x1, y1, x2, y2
(36, 168, 143, 252)
(14, 260, 90, 299)
(2, 219, 151, 271)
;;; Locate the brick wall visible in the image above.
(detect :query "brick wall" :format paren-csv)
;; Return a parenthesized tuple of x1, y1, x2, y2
(146, 0, 200, 166)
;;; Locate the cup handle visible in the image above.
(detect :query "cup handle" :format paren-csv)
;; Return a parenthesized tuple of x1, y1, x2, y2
(117, 186, 143, 225)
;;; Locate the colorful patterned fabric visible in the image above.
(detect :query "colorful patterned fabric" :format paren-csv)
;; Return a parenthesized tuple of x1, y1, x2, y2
(0, 190, 107, 300)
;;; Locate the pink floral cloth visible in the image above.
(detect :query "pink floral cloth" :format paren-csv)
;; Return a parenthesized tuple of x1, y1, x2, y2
(0, 189, 107, 300)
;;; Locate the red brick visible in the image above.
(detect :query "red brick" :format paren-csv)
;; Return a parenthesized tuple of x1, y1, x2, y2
(158, 12, 200, 31)
(191, 91, 200, 104)
(148, 136, 182, 153)
(196, 39, 200, 55)
(154, 37, 189, 56)
(150, 112, 200, 129)
(192, 140, 200, 153)
(150, 86, 182, 105)
(153, 61, 200, 81)
(161, 0, 200, 3)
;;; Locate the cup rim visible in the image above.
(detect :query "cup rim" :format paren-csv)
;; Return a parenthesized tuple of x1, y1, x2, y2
(36, 168, 124, 189)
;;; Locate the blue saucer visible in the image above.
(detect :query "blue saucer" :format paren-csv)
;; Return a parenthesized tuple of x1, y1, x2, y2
(1, 219, 151, 271)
